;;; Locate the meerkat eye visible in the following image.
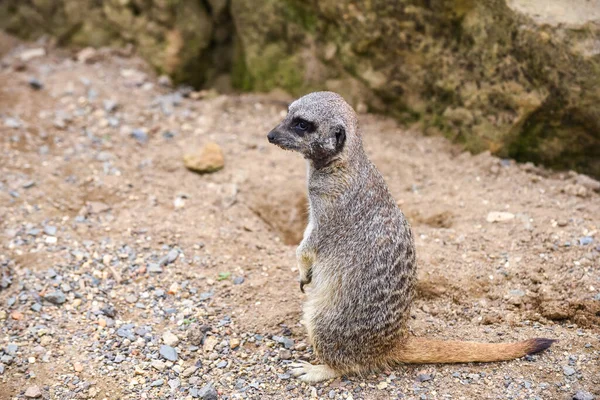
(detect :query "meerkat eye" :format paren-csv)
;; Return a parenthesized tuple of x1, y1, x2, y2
(292, 118, 314, 135)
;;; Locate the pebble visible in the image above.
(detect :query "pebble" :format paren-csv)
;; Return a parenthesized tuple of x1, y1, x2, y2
(73, 362, 84, 372)
(147, 263, 163, 273)
(28, 77, 43, 90)
(183, 142, 225, 174)
(230, 338, 240, 349)
(563, 366, 576, 376)
(573, 391, 595, 400)
(182, 365, 198, 377)
(5, 344, 18, 355)
(417, 373, 432, 382)
(125, 294, 138, 303)
(578, 236, 593, 246)
(150, 379, 164, 387)
(159, 345, 178, 361)
(151, 360, 165, 371)
(44, 225, 57, 236)
(24, 385, 42, 398)
(4, 117, 21, 128)
(20, 48, 45, 62)
(162, 331, 179, 346)
(131, 128, 148, 144)
(197, 382, 218, 400)
(486, 211, 515, 223)
(233, 276, 245, 285)
(44, 290, 66, 304)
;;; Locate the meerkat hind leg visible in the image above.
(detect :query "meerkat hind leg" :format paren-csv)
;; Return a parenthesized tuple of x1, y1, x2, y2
(289, 361, 340, 383)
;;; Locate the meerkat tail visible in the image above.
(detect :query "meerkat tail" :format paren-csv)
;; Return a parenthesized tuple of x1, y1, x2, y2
(393, 337, 556, 364)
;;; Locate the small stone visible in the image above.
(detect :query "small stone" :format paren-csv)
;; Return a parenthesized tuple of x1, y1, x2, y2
(162, 331, 179, 346)
(159, 345, 178, 361)
(168, 282, 179, 294)
(573, 391, 595, 400)
(168, 378, 180, 390)
(73, 362, 84, 372)
(150, 379, 164, 387)
(131, 128, 148, 144)
(103, 99, 118, 113)
(563, 366, 576, 376)
(486, 211, 515, 223)
(203, 336, 218, 352)
(5, 344, 18, 355)
(77, 47, 101, 64)
(182, 365, 198, 377)
(230, 338, 240, 349)
(20, 48, 45, 62)
(28, 78, 43, 90)
(125, 294, 137, 304)
(183, 142, 225, 174)
(376, 382, 388, 390)
(151, 360, 165, 371)
(158, 75, 172, 87)
(114, 354, 125, 363)
(417, 373, 432, 382)
(43, 225, 57, 236)
(197, 383, 218, 400)
(233, 276, 245, 285)
(578, 236, 593, 246)
(10, 311, 23, 320)
(4, 117, 21, 128)
(279, 349, 292, 360)
(148, 263, 163, 273)
(24, 385, 42, 398)
(45, 290, 66, 304)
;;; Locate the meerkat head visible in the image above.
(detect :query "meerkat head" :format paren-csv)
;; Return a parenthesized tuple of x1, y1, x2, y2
(267, 91, 360, 168)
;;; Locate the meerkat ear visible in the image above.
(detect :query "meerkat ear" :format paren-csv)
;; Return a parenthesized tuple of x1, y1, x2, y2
(334, 125, 346, 152)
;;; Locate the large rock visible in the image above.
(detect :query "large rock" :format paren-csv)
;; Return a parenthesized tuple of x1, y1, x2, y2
(230, 0, 600, 178)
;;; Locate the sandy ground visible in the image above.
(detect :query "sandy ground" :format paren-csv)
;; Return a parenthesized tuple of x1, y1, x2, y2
(0, 36, 599, 400)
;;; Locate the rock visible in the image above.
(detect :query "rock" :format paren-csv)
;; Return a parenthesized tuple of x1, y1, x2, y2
(563, 366, 576, 376)
(28, 78, 43, 90)
(20, 48, 45, 62)
(43, 225, 57, 236)
(230, 338, 240, 349)
(10, 311, 23, 320)
(151, 359, 165, 371)
(114, 354, 125, 363)
(150, 379, 164, 387)
(182, 365, 198, 377)
(578, 237, 593, 246)
(45, 290, 66, 304)
(77, 47, 101, 64)
(183, 142, 225, 174)
(131, 129, 148, 144)
(162, 331, 179, 346)
(573, 391, 595, 400)
(203, 336, 218, 352)
(279, 349, 292, 360)
(158, 75, 172, 87)
(232, 276, 245, 285)
(5, 344, 18, 355)
(417, 373, 432, 382)
(4, 117, 21, 129)
(148, 263, 163, 273)
(575, 175, 600, 192)
(125, 294, 138, 304)
(486, 212, 515, 223)
(103, 99, 118, 113)
(159, 345, 178, 361)
(24, 385, 42, 398)
(197, 382, 218, 400)
(73, 362, 84, 372)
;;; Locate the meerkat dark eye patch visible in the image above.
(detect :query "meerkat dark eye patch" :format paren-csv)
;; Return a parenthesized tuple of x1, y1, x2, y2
(335, 126, 346, 152)
(291, 118, 315, 135)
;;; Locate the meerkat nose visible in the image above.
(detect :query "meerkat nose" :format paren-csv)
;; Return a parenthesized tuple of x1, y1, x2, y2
(267, 130, 277, 143)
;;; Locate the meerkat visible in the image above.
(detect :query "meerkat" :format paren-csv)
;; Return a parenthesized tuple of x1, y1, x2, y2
(266, 91, 555, 383)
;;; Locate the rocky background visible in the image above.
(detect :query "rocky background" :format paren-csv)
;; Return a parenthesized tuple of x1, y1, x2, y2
(1, 0, 599, 175)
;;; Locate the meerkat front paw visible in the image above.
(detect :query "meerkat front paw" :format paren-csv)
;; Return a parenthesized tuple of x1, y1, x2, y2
(289, 361, 340, 383)
(299, 268, 312, 293)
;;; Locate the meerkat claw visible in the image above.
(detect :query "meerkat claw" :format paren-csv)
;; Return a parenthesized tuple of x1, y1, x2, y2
(289, 362, 340, 383)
